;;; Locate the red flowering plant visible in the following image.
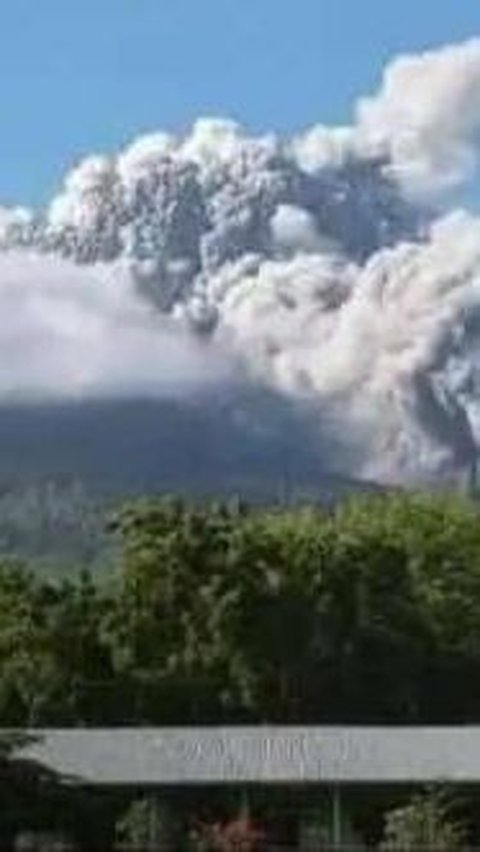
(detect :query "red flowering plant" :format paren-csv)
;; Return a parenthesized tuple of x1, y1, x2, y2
(190, 815, 266, 852)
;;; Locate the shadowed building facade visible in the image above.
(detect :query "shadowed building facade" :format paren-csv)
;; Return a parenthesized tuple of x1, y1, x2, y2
(11, 725, 480, 848)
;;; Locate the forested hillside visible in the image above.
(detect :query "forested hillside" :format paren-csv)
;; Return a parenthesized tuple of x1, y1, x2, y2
(0, 477, 112, 575)
(0, 392, 382, 573)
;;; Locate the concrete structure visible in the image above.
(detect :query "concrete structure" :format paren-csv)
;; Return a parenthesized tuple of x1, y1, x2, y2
(17, 726, 480, 786)
(15, 726, 480, 848)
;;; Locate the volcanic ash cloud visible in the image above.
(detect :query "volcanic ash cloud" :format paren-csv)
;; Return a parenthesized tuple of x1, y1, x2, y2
(2, 39, 480, 487)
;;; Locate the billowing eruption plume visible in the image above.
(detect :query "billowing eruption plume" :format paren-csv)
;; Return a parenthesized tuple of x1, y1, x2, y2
(2, 39, 480, 488)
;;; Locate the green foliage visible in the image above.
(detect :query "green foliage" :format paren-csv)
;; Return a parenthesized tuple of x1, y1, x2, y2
(107, 491, 480, 723)
(379, 788, 466, 851)
(1, 491, 480, 724)
(115, 797, 178, 851)
(0, 563, 115, 724)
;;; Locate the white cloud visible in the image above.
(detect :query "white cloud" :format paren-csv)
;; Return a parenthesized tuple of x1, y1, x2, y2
(291, 39, 480, 197)
(357, 39, 480, 195)
(270, 204, 335, 255)
(0, 253, 229, 402)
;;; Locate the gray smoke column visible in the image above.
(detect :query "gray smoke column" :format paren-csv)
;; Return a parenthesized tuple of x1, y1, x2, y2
(2, 38, 480, 487)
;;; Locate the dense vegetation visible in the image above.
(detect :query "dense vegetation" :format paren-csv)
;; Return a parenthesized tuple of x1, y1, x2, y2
(1, 491, 480, 726)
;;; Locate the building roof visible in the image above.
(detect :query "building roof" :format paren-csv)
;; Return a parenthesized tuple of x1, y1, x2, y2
(14, 726, 480, 787)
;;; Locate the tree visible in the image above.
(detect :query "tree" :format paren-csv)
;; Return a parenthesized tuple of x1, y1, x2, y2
(108, 498, 256, 721)
(0, 732, 70, 849)
(2, 491, 480, 727)
(115, 796, 180, 851)
(330, 493, 480, 720)
(0, 562, 115, 725)
(379, 789, 466, 851)
(106, 492, 480, 724)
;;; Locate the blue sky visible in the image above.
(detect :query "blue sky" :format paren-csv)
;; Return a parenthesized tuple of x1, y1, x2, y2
(0, 0, 479, 206)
